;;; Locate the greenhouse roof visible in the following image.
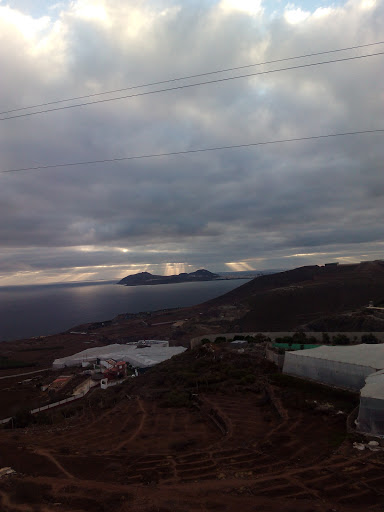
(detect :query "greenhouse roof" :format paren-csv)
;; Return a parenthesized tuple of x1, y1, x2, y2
(288, 344, 384, 369)
(361, 370, 384, 400)
(53, 343, 186, 369)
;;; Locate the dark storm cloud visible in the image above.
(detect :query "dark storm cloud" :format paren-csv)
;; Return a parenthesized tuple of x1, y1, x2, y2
(0, 0, 383, 283)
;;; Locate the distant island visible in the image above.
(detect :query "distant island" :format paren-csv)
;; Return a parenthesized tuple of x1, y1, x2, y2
(118, 269, 223, 286)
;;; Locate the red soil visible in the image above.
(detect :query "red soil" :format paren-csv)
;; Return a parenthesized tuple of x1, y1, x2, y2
(1, 385, 383, 512)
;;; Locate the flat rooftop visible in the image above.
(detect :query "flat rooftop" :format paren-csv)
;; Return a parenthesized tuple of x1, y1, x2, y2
(53, 343, 186, 369)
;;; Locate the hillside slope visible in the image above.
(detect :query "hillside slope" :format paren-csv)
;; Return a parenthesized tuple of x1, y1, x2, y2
(204, 261, 384, 331)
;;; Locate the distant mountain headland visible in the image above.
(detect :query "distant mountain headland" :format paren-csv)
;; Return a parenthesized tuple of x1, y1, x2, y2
(118, 269, 222, 286)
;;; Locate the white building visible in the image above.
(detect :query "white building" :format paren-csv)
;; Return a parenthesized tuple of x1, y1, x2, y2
(283, 344, 384, 437)
(356, 371, 384, 437)
(283, 344, 384, 391)
(53, 342, 185, 370)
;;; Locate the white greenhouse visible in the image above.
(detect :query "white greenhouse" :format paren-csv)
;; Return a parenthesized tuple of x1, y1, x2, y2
(283, 344, 384, 437)
(356, 371, 384, 437)
(53, 342, 186, 369)
(283, 344, 384, 391)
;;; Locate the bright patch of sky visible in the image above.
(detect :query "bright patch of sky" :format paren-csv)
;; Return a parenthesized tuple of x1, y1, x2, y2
(265, 0, 348, 18)
(0, 0, 69, 18)
(1, 0, 349, 19)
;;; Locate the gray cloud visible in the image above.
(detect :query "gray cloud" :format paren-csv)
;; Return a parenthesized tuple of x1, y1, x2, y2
(0, 0, 383, 284)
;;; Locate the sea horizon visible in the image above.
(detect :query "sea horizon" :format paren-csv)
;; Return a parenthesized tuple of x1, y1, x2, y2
(0, 278, 249, 342)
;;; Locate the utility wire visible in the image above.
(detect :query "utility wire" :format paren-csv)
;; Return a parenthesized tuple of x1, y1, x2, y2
(3, 129, 383, 173)
(1, 40, 384, 116)
(1, 51, 383, 121)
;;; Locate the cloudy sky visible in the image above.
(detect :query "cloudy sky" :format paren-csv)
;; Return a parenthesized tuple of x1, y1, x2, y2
(0, 0, 383, 285)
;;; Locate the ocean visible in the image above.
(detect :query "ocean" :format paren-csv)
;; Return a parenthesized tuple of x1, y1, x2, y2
(0, 279, 248, 342)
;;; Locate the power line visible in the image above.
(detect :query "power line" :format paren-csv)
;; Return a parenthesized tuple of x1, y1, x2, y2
(3, 129, 383, 173)
(1, 40, 383, 116)
(1, 51, 383, 121)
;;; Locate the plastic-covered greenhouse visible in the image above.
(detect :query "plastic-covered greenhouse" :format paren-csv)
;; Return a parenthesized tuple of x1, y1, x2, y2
(282, 344, 384, 391)
(53, 343, 186, 369)
(356, 370, 384, 437)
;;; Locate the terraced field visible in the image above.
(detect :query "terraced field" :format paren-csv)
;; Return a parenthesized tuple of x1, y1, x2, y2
(1, 384, 383, 512)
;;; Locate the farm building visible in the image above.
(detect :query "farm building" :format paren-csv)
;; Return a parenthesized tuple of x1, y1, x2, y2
(283, 344, 384, 391)
(52, 341, 186, 369)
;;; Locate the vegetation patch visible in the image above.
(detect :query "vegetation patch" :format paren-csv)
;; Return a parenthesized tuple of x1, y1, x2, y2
(0, 356, 36, 370)
(130, 347, 275, 400)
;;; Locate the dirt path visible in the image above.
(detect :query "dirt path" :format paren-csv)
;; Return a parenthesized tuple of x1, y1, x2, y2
(114, 397, 147, 451)
(33, 449, 75, 480)
(0, 368, 50, 381)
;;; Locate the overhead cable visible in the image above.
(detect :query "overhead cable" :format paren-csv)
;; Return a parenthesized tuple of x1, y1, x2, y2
(1, 40, 383, 116)
(2, 128, 383, 173)
(1, 51, 383, 121)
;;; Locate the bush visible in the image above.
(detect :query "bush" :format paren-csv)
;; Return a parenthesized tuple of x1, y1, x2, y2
(361, 333, 379, 344)
(292, 331, 307, 342)
(331, 334, 350, 345)
(201, 338, 211, 345)
(214, 336, 226, 344)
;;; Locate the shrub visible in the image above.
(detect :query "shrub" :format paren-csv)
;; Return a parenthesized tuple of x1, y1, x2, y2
(214, 336, 226, 344)
(331, 334, 350, 345)
(292, 331, 307, 342)
(361, 333, 379, 344)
